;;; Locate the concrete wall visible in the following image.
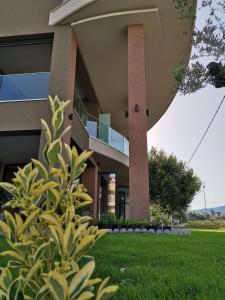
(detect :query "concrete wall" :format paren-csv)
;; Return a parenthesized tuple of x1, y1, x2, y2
(0, 0, 61, 37)
(0, 100, 48, 131)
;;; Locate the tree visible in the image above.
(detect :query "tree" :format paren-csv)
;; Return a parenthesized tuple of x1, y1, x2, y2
(149, 147, 202, 214)
(172, 0, 225, 94)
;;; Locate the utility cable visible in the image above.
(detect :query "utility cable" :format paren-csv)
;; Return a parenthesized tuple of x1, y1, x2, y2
(187, 95, 225, 165)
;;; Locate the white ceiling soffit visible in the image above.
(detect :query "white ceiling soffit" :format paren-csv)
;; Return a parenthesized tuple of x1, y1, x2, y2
(49, 0, 97, 25)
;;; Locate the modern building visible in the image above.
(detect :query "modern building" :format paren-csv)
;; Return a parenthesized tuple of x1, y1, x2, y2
(0, 0, 195, 220)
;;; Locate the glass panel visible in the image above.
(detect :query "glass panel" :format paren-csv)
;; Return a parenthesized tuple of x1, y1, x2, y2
(98, 121, 110, 144)
(86, 121, 97, 138)
(74, 93, 88, 126)
(124, 138, 129, 156)
(109, 127, 124, 153)
(73, 90, 129, 156)
(0, 73, 49, 101)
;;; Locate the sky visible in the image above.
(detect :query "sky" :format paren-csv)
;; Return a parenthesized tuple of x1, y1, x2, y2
(147, 3, 225, 210)
(148, 87, 225, 210)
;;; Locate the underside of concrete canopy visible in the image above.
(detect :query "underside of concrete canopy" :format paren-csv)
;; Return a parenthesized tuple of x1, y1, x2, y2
(49, 0, 196, 138)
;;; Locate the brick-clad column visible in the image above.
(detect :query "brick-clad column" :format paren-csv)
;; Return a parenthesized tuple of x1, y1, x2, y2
(81, 166, 99, 219)
(38, 26, 77, 160)
(128, 25, 150, 220)
(62, 29, 77, 146)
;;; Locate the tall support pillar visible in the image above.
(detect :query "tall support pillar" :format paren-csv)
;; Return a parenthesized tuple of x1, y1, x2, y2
(128, 25, 150, 219)
(81, 166, 99, 219)
(39, 27, 77, 160)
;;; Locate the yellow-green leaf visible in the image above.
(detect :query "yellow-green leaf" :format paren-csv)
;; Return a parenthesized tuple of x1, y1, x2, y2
(76, 151, 93, 169)
(73, 191, 93, 203)
(63, 222, 75, 257)
(47, 139, 62, 166)
(69, 261, 95, 299)
(0, 221, 11, 240)
(10, 242, 33, 256)
(64, 204, 75, 226)
(96, 229, 108, 241)
(4, 211, 16, 238)
(97, 286, 119, 300)
(24, 260, 43, 287)
(43, 143, 50, 165)
(35, 285, 49, 300)
(7, 277, 22, 300)
(41, 119, 52, 143)
(33, 242, 50, 263)
(44, 271, 69, 300)
(48, 188, 60, 209)
(0, 290, 7, 298)
(0, 251, 24, 263)
(0, 183, 17, 196)
(32, 159, 48, 180)
(23, 163, 32, 177)
(15, 214, 23, 237)
(76, 291, 94, 300)
(75, 236, 95, 260)
(21, 209, 40, 234)
(27, 279, 41, 295)
(53, 95, 61, 110)
(96, 277, 110, 299)
(58, 154, 68, 177)
(49, 226, 63, 256)
(0, 267, 12, 292)
(33, 182, 57, 197)
(71, 146, 79, 161)
(75, 201, 92, 209)
(52, 108, 64, 134)
(40, 213, 61, 228)
(64, 144, 72, 164)
(60, 100, 70, 110)
(49, 96, 55, 114)
(86, 278, 102, 287)
(78, 216, 93, 224)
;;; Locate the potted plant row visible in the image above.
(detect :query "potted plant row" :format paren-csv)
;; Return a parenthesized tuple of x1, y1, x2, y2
(96, 213, 171, 232)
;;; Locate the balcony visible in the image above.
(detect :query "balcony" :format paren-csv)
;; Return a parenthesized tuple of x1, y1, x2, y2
(74, 92, 129, 156)
(0, 72, 49, 101)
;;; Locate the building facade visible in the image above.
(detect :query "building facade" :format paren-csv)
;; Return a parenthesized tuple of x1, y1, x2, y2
(0, 0, 195, 220)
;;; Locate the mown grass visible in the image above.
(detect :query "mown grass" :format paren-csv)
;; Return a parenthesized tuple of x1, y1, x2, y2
(90, 230, 225, 300)
(1, 230, 225, 299)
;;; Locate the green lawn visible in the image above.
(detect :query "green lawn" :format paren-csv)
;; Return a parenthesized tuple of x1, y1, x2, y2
(1, 230, 225, 299)
(90, 230, 225, 300)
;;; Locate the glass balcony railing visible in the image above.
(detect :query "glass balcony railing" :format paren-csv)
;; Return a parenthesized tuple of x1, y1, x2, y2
(0, 72, 49, 101)
(74, 90, 129, 156)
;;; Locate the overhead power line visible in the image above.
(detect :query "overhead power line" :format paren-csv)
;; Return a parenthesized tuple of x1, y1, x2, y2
(187, 95, 225, 165)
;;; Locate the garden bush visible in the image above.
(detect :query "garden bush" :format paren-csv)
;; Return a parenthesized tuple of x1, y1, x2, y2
(97, 213, 171, 230)
(0, 96, 118, 300)
(187, 220, 225, 229)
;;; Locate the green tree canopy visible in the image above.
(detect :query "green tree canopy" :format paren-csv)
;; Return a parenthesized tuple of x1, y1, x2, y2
(149, 147, 202, 214)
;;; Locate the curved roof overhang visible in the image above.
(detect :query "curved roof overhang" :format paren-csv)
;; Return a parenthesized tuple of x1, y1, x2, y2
(50, 0, 196, 137)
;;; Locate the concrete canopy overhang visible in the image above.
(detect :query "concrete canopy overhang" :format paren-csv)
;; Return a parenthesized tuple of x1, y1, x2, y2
(50, 0, 195, 137)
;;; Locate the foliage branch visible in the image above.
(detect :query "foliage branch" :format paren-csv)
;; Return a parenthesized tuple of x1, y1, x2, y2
(172, 0, 225, 94)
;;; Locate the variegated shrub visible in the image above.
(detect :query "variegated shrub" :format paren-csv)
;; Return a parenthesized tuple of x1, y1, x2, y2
(0, 96, 118, 300)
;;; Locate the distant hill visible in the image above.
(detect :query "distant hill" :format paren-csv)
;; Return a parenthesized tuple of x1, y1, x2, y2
(193, 205, 225, 214)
